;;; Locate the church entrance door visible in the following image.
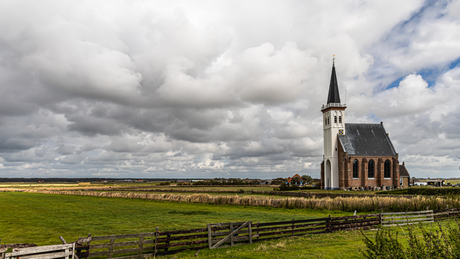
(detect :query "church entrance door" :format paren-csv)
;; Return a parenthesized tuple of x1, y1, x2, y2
(325, 160, 331, 190)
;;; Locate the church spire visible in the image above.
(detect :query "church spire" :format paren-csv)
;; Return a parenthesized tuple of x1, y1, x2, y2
(327, 55, 341, 104)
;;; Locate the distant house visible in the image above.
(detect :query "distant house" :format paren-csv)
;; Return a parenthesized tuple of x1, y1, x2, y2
(287, 174, 302, 185)
(260, 180, 272, 185)
(399, 163, 410, 188)
(427, 180, 444, 187)
(413, 181, 427, 186)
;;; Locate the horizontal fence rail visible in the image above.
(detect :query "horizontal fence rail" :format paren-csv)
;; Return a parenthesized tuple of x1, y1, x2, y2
(330, 214, 381, 231)
(252, 217, 330, 242)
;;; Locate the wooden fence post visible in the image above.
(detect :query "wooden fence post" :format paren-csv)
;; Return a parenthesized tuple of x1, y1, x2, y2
(207, 224, 212, 249)
(165, 234, 171, 251)
(138, 235, 144, 257)
(292, 218, 295, 236)
(154, 227, 159, 257)
(230, 223, 234, 247)
(86, 233, 91, 259)
(108, 238, 114, 259)
(248, 221, 253, 244)
(256, 222, 260, 241)
(327, 215, 332, 233)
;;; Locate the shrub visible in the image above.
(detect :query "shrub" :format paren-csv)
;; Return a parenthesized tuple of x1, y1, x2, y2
(378, 187, 460, 196)
(277, 184, 300, 191)
(361, 221, 460, 258)
(361, 227, 405, 258)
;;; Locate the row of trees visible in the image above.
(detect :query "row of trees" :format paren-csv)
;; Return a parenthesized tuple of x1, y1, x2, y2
(159, 176, 318, 187)
(272, 175, 317, 186)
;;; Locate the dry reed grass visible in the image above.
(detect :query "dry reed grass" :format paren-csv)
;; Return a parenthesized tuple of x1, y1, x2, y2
(26, 189, 460, 212)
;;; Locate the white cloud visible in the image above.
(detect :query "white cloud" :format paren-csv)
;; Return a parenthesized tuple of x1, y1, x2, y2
(0, 0, 459, 178)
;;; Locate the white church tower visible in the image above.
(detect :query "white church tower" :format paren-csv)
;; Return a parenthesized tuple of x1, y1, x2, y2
(321, 56, 346, 190)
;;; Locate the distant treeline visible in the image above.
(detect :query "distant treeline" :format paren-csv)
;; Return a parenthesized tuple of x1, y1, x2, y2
(0, 178, 185, 183)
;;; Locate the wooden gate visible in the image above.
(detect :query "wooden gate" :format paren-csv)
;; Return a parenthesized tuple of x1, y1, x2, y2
(381, 210, 434, 227)
(207, 221, 252, 249)
(4, 244, 76, 259)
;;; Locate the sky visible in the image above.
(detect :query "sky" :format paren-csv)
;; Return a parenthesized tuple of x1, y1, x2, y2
(1, 0, 460, 179)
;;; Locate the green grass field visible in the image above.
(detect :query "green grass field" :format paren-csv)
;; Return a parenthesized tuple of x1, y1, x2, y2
(1, 191, 458, 258)
(0, 192, 351, 246)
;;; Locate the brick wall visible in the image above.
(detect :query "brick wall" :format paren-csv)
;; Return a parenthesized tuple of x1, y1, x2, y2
(337, 143, 400, 189)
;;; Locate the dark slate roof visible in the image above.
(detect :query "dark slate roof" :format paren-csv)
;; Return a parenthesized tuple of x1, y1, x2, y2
(399, 164, 410, 177)
(338, 123, 397, 156)
(327, 64, 341, 104)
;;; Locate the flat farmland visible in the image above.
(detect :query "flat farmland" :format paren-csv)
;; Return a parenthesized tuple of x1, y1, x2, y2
(162, 186, 276, 191)
(1, 190, 458, 258)
(109, 185, 377, 195)
(0, 192, 351, 246)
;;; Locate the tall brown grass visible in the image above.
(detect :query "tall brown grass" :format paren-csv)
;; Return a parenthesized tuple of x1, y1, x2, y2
(26, 189, 460, 212)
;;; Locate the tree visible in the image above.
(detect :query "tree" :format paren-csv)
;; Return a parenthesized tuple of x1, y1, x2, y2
(292, 176, 302, 186)
(301, 175, 313, 185)
(272, 177, 286, 185)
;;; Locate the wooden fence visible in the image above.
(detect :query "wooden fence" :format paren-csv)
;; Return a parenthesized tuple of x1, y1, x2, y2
(380, 207, 460, 227)
(434, 207, 460, 221)
(208, 221, 252, 249)
(81, 227, 209, 258)
(72, 214, 381, 258)
(2, 208, 460, 259)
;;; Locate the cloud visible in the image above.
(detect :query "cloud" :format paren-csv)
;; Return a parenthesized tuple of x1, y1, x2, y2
(0, 0, 459, 178)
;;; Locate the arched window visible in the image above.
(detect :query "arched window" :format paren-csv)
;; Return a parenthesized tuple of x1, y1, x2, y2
(325, 118, 327, 125)
(368, 160, 375, 178)
(353, 159, 359, 178)
(384, 160, 391, 178)
(339, 116, 342, 123)
(334, 116, 337, 123)
(328, 117, 330, 124)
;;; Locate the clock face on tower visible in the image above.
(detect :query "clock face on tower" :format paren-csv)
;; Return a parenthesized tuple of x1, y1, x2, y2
(339, 129, 344, 135)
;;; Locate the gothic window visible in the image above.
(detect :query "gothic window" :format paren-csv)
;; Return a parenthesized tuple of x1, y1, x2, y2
(368, 160, 375, 178)
(334, 116, 337, 123)
(328, 117, 330, 124)
(384, 160, 391, 178)
(339, 116, 342, 123)
(353, 159, 359, 178)
(325, 118, 327, 125)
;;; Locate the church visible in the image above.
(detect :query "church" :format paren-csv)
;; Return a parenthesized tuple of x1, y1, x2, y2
(319, 59, 409, 190)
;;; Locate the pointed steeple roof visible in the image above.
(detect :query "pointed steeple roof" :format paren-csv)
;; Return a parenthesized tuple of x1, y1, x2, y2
(327, 61, 341, 104)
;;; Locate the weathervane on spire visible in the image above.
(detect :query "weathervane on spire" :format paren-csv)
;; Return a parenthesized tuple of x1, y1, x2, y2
(332, 55, 336, 64)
